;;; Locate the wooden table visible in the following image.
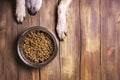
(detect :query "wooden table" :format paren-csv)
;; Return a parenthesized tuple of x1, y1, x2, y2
(0, 0, 120, 80)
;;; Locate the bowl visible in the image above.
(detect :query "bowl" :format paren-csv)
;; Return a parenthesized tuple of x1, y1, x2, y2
(17, 26, 59, 68)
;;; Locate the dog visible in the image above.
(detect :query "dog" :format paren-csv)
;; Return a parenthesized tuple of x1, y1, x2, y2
(16, 0, 72, 40)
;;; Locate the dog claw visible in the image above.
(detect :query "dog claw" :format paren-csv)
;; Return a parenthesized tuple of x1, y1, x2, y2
(56, 26, 68, 40)
(16, 14, 26, 23)
(64, 31, 67, 36)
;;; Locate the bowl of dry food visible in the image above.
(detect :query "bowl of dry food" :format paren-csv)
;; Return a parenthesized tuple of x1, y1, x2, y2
(17, 26, 59, 68)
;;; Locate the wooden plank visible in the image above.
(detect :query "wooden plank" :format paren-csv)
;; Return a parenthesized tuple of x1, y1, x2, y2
(39, 0, 60, 80)
(117, 8, 120, 80)
(59, 0, 80, 80)
(31, 12, 40, 27)
(0, 0, 7, 80)
(0, 0, 18, 79)
(30, 8, 40, 80)
(80, 0, 101, 80)
(17, 8, 33, 79)
(17, 7, 40, 80)
(101, 0, 120, 80)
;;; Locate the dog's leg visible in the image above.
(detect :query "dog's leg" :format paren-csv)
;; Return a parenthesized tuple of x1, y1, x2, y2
(16, 0, 26, 23)
(56, 0, 72, 40)
(26, 0, 42, 15)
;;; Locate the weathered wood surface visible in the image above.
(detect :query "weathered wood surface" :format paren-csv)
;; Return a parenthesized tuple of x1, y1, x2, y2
(80, 0, 100, 80)
(101, 0, 120, 80)
(0, 0, 120, 80)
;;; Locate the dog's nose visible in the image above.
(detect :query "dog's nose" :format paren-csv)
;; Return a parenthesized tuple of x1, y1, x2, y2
(28, 7, 37, 15)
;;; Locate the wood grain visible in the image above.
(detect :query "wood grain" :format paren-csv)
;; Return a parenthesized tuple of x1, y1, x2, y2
(80, 0, 101, 80)
(59, 0, 80, 80)
(101, 0, 120, 80)
(17, 13, 33, 80)
(39, 0, 60, 80)
(117, 8, 120, 80)
(0, 0, 8, 80)
(0, 0, 18, 80)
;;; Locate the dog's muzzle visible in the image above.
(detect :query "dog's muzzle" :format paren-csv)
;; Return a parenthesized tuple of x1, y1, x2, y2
(28, 7, 37, 15)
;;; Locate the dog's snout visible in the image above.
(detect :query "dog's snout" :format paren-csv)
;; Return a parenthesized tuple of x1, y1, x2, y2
(28, 7, 37, 15)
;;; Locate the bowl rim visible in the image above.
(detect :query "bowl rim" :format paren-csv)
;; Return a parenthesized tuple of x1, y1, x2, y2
(17, 26, 59, 68)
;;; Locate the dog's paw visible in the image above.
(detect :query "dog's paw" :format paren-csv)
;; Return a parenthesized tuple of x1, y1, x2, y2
(16, 6, 26, 23)
(56, 24, 68, 40)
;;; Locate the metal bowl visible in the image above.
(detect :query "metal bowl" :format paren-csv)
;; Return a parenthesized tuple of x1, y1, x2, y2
(17, 26, 59, 68)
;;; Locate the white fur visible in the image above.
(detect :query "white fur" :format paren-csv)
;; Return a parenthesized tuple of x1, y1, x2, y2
(36, 0, 42, 11)
(57, 0, 72, 40)
(16, 0, 26, 23)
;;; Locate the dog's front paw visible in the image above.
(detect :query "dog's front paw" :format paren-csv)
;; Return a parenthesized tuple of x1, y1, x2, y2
(57, 24, 68, 40)
(16, 6, 26, 23)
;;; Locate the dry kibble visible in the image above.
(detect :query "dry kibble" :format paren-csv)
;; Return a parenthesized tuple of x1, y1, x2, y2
(22, 30, 54, 63)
